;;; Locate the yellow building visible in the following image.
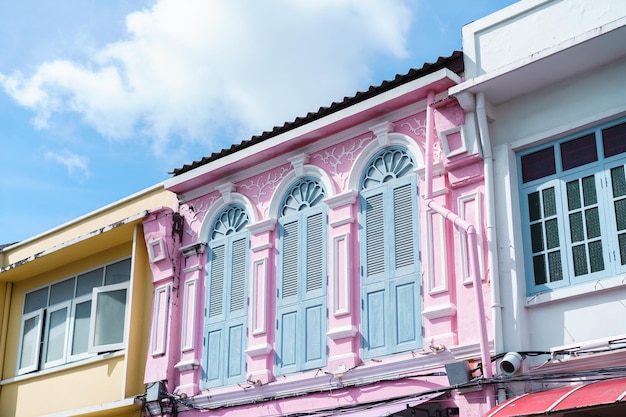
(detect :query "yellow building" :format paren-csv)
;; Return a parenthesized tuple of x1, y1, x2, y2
(0, 184, 175, 417)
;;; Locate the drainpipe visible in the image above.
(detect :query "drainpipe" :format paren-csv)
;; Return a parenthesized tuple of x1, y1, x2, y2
(423, 91, 495, 409)
(476, 92, 505, 404)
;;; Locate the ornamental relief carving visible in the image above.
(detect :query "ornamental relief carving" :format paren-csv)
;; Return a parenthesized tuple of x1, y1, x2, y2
(311, 135, 372, 188)
(180, 192, 220, 239)
(238, 165, 291, 218)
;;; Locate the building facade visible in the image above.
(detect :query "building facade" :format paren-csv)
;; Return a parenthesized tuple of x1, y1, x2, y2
(451, 0, 626, 415)
(0, 184, 176, 417)
(142, 52, 499, 416)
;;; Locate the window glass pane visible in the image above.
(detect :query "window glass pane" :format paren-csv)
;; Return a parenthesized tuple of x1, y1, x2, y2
(561, 134, 597, 171)
(588, 241, 605, 273)
(528, 192, 541, 221)
(20, 315, 40, 369)
(545, 219, 560, 249)
(72, 301, 91, 355)
(521, 147, 556, 183)
(104, 259, 131, 285)
(602, 122, 626, 157)
(76, 269, 103, 296)
(49, 278, 75, 305)
(581, 175, 597, 206)
(611, 166, 626, 198)
(530, 223, 544, 253)
(542, 188, 557, 217)
(572, 244, 588, 276)
(24, 288, 48, 314)
(533, 255, 546, 285)
(45, 308, 67, 363)
(569, 212, 584, 242)
(566, 180, 581, 210)
(615, 199, 626, 231)
(585, 208, 601, 239)
(548, 251, 563, 282)
(619, 233, 626, 266)
(94, 288, 127, 347)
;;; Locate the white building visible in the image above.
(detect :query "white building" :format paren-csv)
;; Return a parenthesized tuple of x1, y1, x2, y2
(451, 0, 626, 415)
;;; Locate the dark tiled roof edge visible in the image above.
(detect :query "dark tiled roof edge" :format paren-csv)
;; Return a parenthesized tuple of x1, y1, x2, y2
(171, 50, 463, 176)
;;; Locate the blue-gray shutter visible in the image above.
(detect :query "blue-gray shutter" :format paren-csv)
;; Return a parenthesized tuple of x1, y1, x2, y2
(205, 230, 249, 388)
(303, 212, 324, 368)
(225, 237, 247, 383)
(277, 209, 327, 373)
(361, 177, 420, 358)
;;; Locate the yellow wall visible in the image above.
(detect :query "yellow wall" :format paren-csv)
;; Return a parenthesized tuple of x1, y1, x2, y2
(0, 356, 127, 417)
(3, 243, 132, 379)
(0, 186, 176, 417)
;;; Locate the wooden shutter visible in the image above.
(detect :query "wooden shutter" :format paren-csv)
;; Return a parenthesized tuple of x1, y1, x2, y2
(365, 193, 385, 277)
(208, 245, 225, 319)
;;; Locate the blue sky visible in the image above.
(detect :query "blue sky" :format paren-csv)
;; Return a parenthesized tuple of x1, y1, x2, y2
(0, 0, 517, 244)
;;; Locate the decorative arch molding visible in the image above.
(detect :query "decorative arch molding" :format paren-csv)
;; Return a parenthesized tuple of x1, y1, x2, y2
(198, 191, 257, 244)
(268, 160, 336, 219)
(347, 131, 424, 191)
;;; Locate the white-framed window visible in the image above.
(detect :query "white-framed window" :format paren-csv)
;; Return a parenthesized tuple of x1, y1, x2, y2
(519, 118, 626, 295)
(16, 258, 131, 375)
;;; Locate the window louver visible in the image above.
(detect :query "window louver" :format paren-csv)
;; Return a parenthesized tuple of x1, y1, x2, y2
(282, 221, 299, 298)
(366, 193, 385, 276)
(230, 238, 246, 313)
(306, 213, 323, 292)
(209, 245, 225, 317)
(394, 184, 415, 269)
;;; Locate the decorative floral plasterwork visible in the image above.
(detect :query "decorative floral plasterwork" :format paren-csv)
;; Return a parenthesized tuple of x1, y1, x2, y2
(238, 166, 291, 217)
(180, 193, 220, 239)
(312, 136, 371, 188)
(400, 116, 444, 163)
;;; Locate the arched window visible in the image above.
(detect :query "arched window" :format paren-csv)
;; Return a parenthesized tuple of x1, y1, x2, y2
(359, 147, 422, 358)
(275, 178, 327, 374)
(203, 205, 249, 388)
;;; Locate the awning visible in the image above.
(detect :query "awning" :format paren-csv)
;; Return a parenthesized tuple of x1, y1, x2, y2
(485, 377, 626, 417)
(329, 392, 444, 416)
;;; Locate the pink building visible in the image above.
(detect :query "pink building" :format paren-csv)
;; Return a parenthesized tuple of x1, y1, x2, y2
(141, 52, 496, 416)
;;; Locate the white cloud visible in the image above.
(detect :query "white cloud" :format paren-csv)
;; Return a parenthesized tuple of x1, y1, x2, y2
(45, 150, 91, 182)
(0, 0, 413, 156)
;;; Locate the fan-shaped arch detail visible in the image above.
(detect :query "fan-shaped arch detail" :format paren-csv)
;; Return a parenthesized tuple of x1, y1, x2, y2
(211, 205, 249, 240)
(362, 148, 415, 189)
(281, 178, 325, 216)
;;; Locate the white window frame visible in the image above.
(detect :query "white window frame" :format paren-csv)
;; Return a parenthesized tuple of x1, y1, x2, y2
(519, 120, 626, 295)
(41, 301, 71, 369)
(16, 309, 44, 375)
(67, 294, 94, 362)
(88, 282, 130, 354)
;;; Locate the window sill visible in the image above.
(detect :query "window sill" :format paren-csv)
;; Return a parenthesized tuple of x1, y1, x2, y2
(1, 350, 125, 386)
(526, 274, 626, 306)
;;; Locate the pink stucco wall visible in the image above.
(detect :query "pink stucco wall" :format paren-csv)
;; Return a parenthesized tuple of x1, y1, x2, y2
(142, 94, 493, 416)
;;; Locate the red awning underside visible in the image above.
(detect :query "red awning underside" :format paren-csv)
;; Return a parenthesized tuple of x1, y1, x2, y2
(485, 377, 626, 417)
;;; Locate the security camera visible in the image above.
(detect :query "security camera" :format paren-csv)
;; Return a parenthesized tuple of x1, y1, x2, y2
(500, 352, 523, 376)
